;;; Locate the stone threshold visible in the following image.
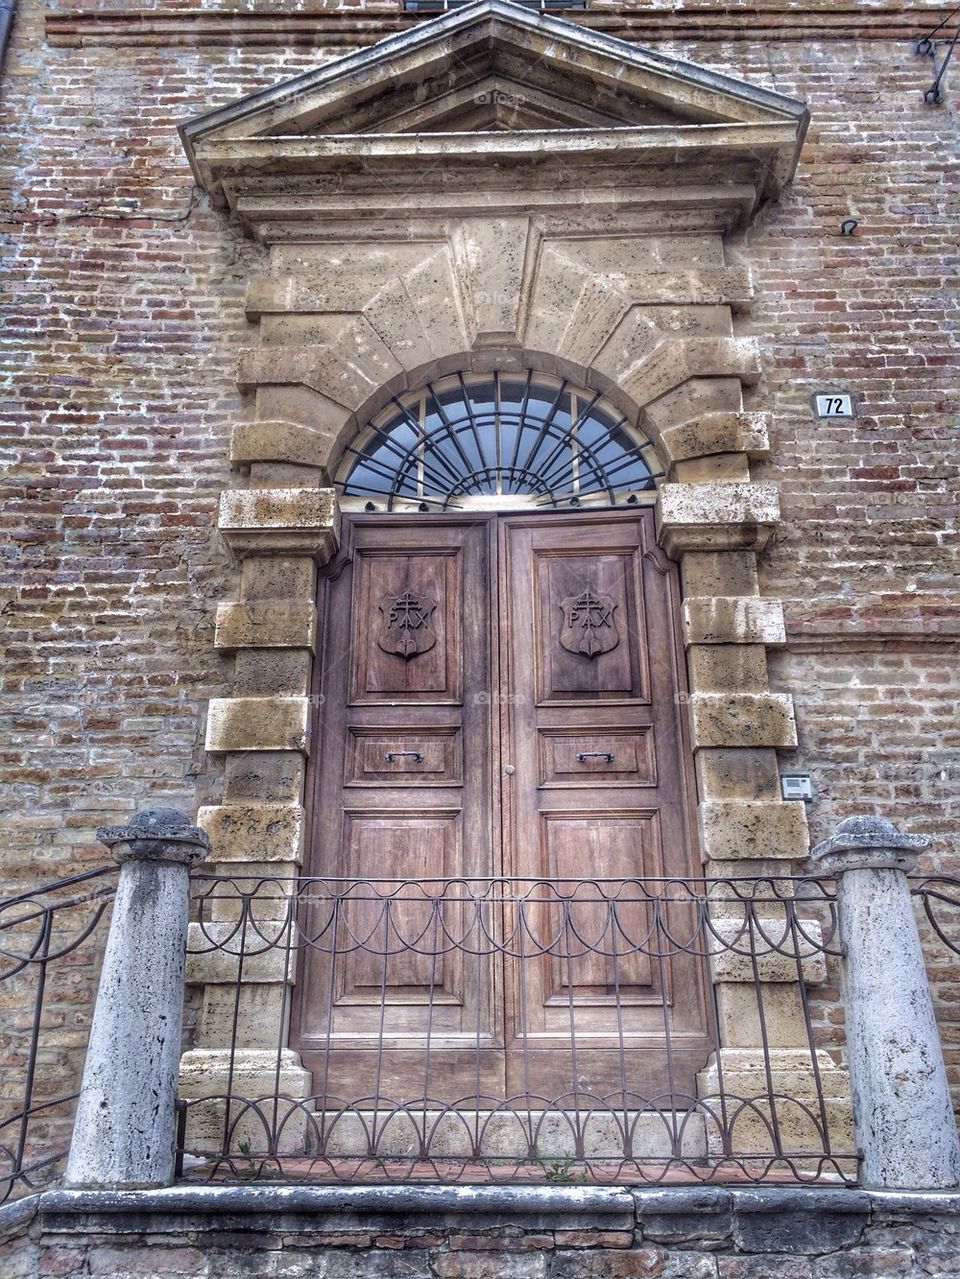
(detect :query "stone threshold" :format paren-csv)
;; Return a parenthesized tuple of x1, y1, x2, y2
(9, 1176, 960, 1227)
(4, 1183, 959, 1259)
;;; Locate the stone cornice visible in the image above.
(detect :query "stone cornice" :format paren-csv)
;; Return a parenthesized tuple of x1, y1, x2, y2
(46, 5, 953, 49)
(196, 123, 800, 231)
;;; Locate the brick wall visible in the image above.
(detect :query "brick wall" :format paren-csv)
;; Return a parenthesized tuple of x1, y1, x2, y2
(3, 6, 955, 874)
(1, 0, 958, 1139)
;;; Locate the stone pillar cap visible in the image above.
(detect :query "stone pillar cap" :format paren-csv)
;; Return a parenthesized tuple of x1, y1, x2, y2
(810, 814, 929, 874)
(96, 806, 211, 866)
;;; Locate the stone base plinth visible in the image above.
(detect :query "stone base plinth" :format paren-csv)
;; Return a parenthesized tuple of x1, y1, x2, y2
(178, 1049, 312, 1156)
(13, 1185, 960, 1277)
(697, 1049, 854, 1172)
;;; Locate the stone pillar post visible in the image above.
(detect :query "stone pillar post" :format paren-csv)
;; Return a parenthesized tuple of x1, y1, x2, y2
(811, 815, 960, 1189)
(64, 806, 210, 1190)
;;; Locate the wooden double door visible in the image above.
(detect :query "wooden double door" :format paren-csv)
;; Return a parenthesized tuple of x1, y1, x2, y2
(297, 511, 711, 1103)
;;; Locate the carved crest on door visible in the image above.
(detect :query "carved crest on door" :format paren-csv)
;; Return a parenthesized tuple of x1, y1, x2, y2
(559, 588, 620, 659)
(377, 590, 438, 660)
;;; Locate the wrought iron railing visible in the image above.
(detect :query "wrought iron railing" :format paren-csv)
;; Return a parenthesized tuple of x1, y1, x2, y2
(178, 874, 858, 1186)
(911, 876, 960, 1091)
(0, 867, 117, 1203)
(5, 867, 957, 1197)
(912, 876, 960, 956)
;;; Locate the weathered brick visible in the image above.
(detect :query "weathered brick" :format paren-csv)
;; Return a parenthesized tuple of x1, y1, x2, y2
(88, 1245, 208, 1275)
(554, 1230, 635, 1248)
(448, 1234, 554, 1251)
(37, 1245, 84, 1278)
(433, 1252, 548, 1279)
(551, 1246, 668, 1277)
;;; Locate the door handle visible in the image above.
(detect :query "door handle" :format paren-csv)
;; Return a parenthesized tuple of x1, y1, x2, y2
(385, 751, 423, 764)
(576, 752, 615, 764)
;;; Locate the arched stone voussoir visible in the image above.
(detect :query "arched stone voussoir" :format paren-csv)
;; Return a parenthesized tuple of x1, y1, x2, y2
(598, 304, 736, 379)
(521, 243, 628, 367)
(642, 376, 745, 437)
(238, 314, 406, 408)
(592, 336, 761, 419)
(450, 216, 537, 348)
(361, 245, 474, 371)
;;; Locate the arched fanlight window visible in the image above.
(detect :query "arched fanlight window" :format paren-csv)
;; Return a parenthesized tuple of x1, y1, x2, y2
(336, 370, 662, 512)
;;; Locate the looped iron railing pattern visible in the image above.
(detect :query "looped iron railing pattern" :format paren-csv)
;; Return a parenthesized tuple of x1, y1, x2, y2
(0, 867, 117, 1203)
(180, 874, 857, 1187)
(4, 869, 958, 1196)
(911, 875, 960, 955)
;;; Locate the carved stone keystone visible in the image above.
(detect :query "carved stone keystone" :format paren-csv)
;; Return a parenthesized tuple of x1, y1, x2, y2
(810, 815, 960, 1189)
(64, 807, 210, 1190)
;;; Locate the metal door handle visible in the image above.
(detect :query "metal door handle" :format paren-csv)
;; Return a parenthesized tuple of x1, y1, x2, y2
(385, 751, 423, 764)
(577, 752, 615, 764)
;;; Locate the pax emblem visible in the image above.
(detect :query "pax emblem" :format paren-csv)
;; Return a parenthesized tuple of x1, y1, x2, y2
(559, 588, 619, 659)
(377, 590, 438, 660)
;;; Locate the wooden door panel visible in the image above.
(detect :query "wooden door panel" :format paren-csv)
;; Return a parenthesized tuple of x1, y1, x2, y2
(536, 812, 663, 1013)
(345, 727, 463, 787)
(541, 810, 666, 885)
(297, 518, 498, 1092)
(501, 512, 711, 1099)
(544, 897, 655, 995)
(350, 549, 461, 703)
(537, 727, 657, 787)
(343, 811, 461, 884)
(533, 550, 649, 704)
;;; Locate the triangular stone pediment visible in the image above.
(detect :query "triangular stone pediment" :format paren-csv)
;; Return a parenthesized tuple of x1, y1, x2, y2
(180, 0, 808, 235)
(300, 71, 684, 136)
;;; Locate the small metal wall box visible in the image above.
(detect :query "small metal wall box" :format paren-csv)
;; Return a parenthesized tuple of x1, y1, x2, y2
(781, 774, 814, 802)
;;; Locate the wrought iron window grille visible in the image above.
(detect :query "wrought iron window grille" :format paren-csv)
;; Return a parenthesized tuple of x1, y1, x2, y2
(336, 370, 661, 512)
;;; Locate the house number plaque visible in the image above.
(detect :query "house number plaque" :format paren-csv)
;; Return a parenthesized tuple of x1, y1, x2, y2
(814, 393, 854, 418)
